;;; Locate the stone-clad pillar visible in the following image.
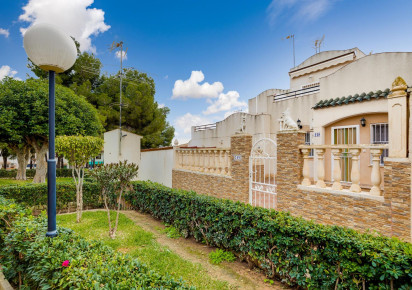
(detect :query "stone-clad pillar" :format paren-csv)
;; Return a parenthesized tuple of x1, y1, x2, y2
(276, 131, 306, 212)
(230, 134, 253, 203)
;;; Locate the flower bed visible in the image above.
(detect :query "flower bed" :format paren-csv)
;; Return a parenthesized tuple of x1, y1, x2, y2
(0, 196, 191, 289)
(126, 181, 412, 289)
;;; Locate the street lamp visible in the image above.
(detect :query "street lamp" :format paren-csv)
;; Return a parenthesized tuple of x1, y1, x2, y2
(23, 23, 77, 237)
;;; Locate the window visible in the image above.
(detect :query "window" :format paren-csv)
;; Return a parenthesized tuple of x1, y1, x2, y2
(371, 123, 388, 165)
(305, 132, 314, 157)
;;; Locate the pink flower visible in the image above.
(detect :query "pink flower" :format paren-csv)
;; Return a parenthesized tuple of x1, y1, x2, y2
(62, 260, 70, 267)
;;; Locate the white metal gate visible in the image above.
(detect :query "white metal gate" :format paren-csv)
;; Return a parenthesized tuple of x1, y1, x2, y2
(249, 138, 277, 209)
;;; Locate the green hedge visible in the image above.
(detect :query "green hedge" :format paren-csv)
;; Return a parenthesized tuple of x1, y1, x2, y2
(0, 168, 74, 178)
(0, 182, 101, 210)
(0, 196, 191, 289)
(126, 181, 412, 289)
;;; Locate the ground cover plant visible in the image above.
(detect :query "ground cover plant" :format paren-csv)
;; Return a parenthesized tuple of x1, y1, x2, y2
(58, 210, 231, 289)
(0, 177, 72, 186)
(126, 181, 412, 289)
(209, 249, 236, 265)
(0, 196, 191, 289)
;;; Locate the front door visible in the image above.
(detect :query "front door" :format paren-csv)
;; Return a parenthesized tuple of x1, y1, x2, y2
(332, 126, 359, 182)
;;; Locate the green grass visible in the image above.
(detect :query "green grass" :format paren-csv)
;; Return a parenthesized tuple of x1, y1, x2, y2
(57, 211, 230, 290)
(0, 177, 73, 186)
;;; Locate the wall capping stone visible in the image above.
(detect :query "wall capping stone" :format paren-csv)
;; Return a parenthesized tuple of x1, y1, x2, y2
(174, 168, 232, 179)
(298, 185, 385, 202)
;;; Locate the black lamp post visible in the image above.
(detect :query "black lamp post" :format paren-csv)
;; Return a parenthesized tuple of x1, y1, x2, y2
(23, 23, 77, 237)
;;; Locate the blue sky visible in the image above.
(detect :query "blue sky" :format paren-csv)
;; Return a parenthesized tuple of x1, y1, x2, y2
(1, 0, 412, 143)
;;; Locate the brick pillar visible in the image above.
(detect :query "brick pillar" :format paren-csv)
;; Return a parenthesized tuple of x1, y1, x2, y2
(384, 159, 411, 242)
(276, 131, 306, 211)
(230, 134, 252, 203)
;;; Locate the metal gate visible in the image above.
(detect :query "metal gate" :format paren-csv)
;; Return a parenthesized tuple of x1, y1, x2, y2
(249, 138, 277, 209)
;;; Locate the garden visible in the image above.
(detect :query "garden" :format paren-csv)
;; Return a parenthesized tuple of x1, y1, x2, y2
(1, 165, 412, 289)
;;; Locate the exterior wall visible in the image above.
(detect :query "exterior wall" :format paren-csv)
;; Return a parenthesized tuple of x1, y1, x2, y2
(277, 131, 411, 242)
(323, 113, 388, 186)
(139, 147, 174, 187)
(320, 52, 412, 100)
(188, 113, 271, 148)
(104, 129, 141, 166)
(173, 134, 252, 203)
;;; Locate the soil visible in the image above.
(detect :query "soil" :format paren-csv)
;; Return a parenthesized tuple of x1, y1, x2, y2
(123, 210, 290, 290)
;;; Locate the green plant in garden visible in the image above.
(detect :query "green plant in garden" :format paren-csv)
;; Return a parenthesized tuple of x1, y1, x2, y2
(56, 135, 103, 223)
(89, 161, 138, 238)
(163, 225, 182, 239)
(0, 196, 191, 289)
(0, 78, 103, 182)
(209, 249, 236, 265)
(0, 182, 101, 211)
(125, 181, 412, 289)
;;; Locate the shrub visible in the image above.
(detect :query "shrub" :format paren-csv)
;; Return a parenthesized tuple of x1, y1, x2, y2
(0, 197, 191, 289)
(126, 181, 412, 289)
(0, 182, 101, 211)
(0, 168, 73, 179)
(209, 249, 236, 265)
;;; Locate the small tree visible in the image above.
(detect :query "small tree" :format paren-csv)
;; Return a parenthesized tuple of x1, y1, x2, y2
(90, 161, 138, 238)
(56, 136, 104, 223)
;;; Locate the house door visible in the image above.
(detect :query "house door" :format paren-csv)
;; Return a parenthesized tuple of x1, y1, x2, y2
(332, 126, 359, 182)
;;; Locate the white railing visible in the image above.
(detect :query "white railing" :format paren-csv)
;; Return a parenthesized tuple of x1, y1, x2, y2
(299, 144, 388, 196)
(175, 148, 231, 176)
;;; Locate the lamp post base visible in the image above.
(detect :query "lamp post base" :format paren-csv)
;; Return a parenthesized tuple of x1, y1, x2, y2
(46, 230, 58, 237)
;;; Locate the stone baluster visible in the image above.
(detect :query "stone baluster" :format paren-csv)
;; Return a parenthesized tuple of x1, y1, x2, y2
(175, 150, 180, 169)
(213, 150, 219, 174)
(183, 150, 187, 169)
(204, 150, 210, 173)
(200, 149, 205, 172)
(349, 148, 361, 193)
(218, 150, 224, 174)
(227, 150, 231, 176)
(190, 151, 195, 171)
(187, 151, 191, 170)
(208, 150, 214, 173)
(181, 150, 185, 169)
(331, 148, 342, 190)
(370, 149, 383, 196)
(315, 148, 326, 188)
(196, 150, 202, 172)
(301, 148, 311, 186)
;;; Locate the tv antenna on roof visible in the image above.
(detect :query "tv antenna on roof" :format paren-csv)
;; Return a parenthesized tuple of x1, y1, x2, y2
(314, 35, 325, 54)
(284, 34, 295, 67)
(110, 41, 128, 156)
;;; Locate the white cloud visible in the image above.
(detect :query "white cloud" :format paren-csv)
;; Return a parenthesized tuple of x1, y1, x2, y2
(175, 113, 213, 134)
(267, 0, 333, 26)
(115, 50, 127, 60)
(158, 103, 165, 108)
(172, 71, 223, 99)
(0, 65, 18, 80)
(19, 0, 110, 53)
(0, 28, 9, 38)
(203, 91, 247, 115)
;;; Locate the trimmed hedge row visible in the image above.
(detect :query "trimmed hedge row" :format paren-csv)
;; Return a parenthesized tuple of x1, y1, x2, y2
(0, 182, 101, 210)
(0, 168, 74, 178)
(126, 181, 412, 289)
(0, 196, 191, 289)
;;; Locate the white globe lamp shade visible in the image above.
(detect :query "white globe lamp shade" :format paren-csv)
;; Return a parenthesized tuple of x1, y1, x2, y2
(23, 23, 77, 73)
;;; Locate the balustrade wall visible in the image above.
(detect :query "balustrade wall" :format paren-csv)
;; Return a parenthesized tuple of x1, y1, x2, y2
(300, 144, 388, 196)
(175, 148, 231, 176)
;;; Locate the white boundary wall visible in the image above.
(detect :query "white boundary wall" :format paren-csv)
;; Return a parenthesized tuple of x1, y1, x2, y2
(138, 148, 174, 187)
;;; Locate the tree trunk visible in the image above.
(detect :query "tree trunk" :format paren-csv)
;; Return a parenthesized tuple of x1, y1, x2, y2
(15, 147, 29, 180)
(33, 143, 48, 183)
(2, 155, 7, 169)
